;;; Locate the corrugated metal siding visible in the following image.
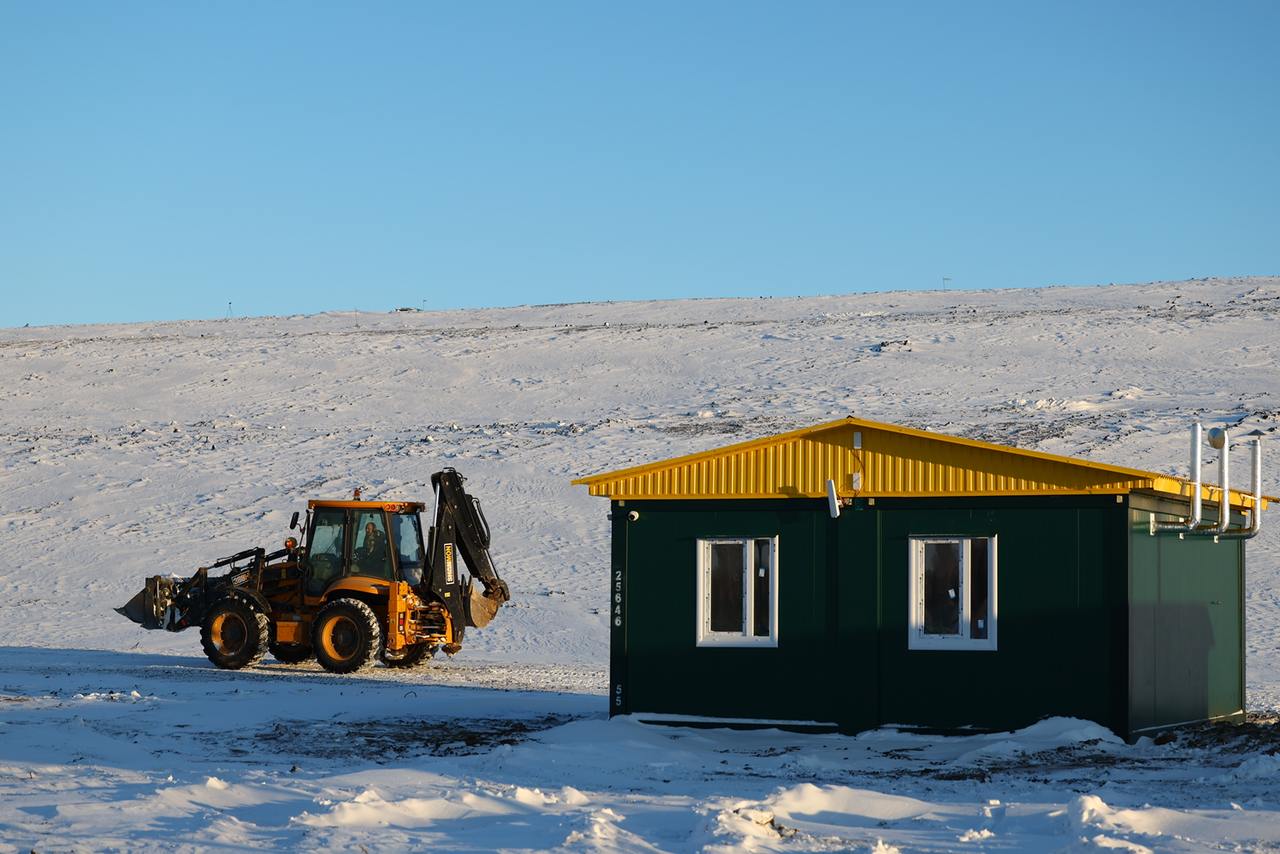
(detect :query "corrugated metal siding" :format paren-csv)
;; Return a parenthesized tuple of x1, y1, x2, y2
(864, 429, 1138, 496)
(583, 422, 1152, 499)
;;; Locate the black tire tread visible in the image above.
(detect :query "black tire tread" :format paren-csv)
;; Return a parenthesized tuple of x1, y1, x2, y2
(311, 598, 382, 674)
(199, 597, 270, 669)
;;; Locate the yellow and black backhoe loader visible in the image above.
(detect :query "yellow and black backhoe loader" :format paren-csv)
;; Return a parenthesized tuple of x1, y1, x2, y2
(117, 469, 510, 673)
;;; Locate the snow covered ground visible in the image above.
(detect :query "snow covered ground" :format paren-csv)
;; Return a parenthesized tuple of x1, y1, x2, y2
(2, 276, 1279, 851)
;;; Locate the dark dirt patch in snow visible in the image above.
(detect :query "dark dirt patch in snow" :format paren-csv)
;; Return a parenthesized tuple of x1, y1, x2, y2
(659, 419, 749, 437)
(250, 714, 579, 761)
(946, 716, 1280, 785)
(1174, 712, 1280, 754)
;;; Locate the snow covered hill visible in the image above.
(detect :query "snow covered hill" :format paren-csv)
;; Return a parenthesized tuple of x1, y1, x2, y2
(2, 276, 1279, 851)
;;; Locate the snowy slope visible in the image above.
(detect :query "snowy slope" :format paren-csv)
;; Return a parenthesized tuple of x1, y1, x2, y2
(2, 276, 1279, 851)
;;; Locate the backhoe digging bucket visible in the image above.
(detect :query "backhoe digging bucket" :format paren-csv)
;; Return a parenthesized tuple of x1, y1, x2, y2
(115, 575, 177, 630)
(463, 581, 503, 629)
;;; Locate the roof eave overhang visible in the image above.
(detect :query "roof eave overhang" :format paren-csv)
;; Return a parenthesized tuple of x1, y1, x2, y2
(573, 416, 1274, 511)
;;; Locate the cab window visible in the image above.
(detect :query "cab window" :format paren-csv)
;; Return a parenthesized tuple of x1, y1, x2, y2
(393, 512, 425, 585)
(352, 511, 392, 579)
(307, 508, 346, 595)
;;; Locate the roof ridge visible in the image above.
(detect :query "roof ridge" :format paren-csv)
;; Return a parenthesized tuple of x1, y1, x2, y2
(573, 415, 1161, 485)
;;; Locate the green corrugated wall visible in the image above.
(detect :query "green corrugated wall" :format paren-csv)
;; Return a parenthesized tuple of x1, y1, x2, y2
(1128, 494, 1245, 733)
(611, 495, 1141, 734)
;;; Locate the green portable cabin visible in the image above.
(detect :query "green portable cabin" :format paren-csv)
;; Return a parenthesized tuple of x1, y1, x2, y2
(573, 417, 1272, 739)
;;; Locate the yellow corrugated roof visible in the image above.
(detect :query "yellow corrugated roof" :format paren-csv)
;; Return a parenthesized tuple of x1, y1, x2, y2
(572, 416, 1271, 510)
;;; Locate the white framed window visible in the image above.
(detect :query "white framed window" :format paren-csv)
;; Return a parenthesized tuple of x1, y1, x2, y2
(696, 537, 778, 647)
(908, 535, 997, 651)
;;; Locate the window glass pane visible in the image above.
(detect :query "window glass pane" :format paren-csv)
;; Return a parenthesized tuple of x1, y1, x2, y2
(753, 539, 771, 637)
(353, 512, 392, 579)
(923, 541, 961, 635)
(970, 538, 989, 639)
(393, 513, 425, 585)
(310, 511, 344, 556)
(307, 509, 346, 595)
(709, 543, 745, 633)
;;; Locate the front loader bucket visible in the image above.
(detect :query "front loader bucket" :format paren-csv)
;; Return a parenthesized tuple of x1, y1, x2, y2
(115, 588, 155, 627)
(115, 576, 175, 630)
(463, 582, 503, 629)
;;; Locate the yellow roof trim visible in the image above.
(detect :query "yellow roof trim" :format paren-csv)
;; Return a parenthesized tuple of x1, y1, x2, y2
(1148, 476, 1274, 511)
(573, 416, 1272, 510)
(573, 417, 1155, 486)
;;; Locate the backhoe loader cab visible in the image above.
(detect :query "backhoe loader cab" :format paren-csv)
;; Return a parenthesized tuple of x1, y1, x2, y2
(117, 469, 510, 673)
(301, 500, 427, 595)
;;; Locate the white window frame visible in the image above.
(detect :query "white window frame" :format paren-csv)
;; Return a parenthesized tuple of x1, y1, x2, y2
(908, 535, 998, 651)
(695, 536, 779, 648)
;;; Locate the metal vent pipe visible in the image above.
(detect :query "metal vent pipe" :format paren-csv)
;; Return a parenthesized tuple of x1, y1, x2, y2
(1154, 423, 1202, 534)
(1220, 435, 1263, 540)
(1216, 427, 1230, 535)
(1192, 425, 1232, 535)
(1152, 423, 1264, 540)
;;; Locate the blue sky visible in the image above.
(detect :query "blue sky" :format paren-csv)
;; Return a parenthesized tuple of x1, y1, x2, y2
(2, 2, 1276, 326)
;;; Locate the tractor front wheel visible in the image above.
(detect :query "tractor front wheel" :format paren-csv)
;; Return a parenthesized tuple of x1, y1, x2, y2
(312, 599, 382, 674)
(200, 598, 269, 669)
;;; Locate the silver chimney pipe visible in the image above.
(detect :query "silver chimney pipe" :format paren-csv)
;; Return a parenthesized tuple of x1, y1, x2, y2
(1217, 427, 1230, 535)
(1220, 435, 1264, 540)
(1253, 435, 1263, 534)
(1194, 426, 1231, 535)
(1153, 423, 1266, 540)
(1154, 422, 1202, 534)
(1248, 435, 1263, 536)
(1191, 423, 1203, 528)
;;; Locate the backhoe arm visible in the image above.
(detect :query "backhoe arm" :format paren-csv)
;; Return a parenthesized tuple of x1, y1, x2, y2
(430, 469, 510, 627)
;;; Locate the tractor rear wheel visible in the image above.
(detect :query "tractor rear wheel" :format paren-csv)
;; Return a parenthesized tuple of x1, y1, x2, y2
(269, 642, 313, 665)
(381, 642, 434, 669)
(312, 599, 382, 674)
(200, 598, 269, 669)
